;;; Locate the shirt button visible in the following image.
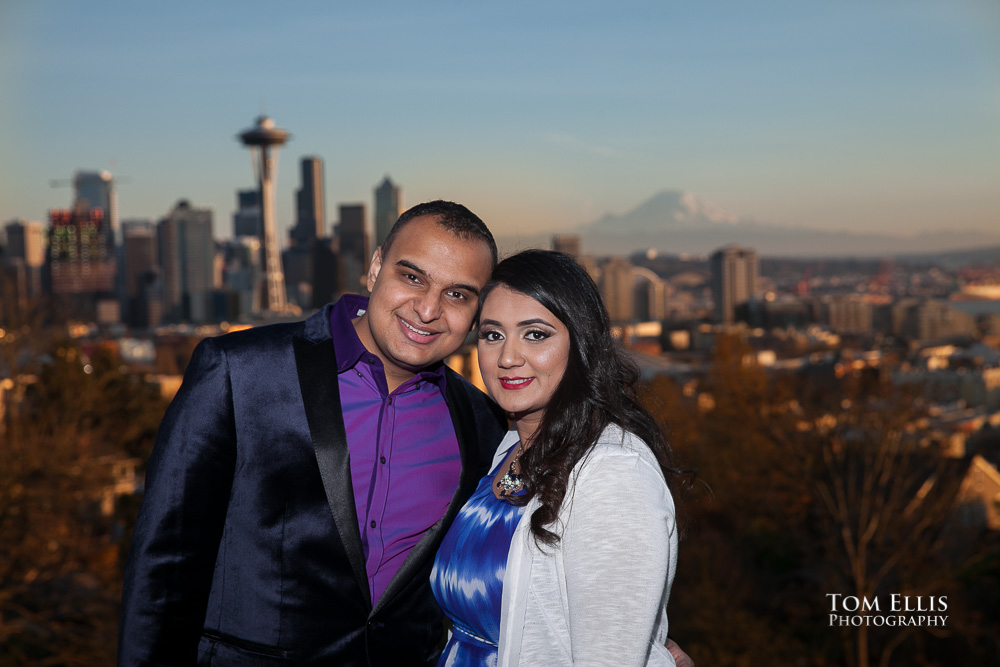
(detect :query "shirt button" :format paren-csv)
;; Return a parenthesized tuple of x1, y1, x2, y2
(370, 520, 377, 528)
(380, 456, 386, 464)
(387, 397, 393, 405)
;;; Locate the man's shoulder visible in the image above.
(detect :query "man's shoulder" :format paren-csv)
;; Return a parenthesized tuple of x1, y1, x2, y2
(205, 306, 332, 352)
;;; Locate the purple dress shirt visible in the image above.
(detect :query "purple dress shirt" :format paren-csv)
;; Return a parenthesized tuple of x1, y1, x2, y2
(330, 295, 462, 606)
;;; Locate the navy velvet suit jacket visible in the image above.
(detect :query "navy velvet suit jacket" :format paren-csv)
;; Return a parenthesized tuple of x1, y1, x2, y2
(119, 304, 507, 666)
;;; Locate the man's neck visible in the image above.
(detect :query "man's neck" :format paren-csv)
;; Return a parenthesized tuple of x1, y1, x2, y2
(351, 313, 418, 393)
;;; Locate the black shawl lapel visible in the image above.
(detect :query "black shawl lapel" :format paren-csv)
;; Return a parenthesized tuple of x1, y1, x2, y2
(292, 333, 371, 611)
(371, 369, 484, 616)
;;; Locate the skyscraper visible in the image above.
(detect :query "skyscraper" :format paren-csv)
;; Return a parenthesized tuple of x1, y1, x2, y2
(122, 220, 161, 328)
(2, 219, 46, 305)
(46, 205, 118, 321)
(233, 189, 262, 238)
(373, 176, 400, 248)
(292, 157, 325, 246)
(600, 257, 636, 323)
(710, 245, 759, 324)
(74, 170, 119, 244)
(336, 204, 369, 292)
(222, 236, 262, 319)
(158, 200, 215, 323)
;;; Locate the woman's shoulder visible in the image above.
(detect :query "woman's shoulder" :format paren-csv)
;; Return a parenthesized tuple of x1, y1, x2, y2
(574, 423, 666, 484)
(591, 423, 659, 462)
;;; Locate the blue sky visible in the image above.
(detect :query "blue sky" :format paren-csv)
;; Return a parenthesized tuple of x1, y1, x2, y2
(1, 1, 997, 247)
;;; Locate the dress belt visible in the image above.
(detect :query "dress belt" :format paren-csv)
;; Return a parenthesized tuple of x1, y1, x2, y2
(452, 624, 498, 648)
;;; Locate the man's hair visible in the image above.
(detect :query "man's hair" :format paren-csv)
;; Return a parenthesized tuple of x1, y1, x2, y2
(380, 200, 498, 267)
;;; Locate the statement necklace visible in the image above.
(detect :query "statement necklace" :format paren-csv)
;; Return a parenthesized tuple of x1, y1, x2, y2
(496, 440, 525, 497)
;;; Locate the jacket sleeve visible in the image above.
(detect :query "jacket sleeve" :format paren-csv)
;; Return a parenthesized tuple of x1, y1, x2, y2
(118, 336, 237, 666)
(560, 446, 677, 666)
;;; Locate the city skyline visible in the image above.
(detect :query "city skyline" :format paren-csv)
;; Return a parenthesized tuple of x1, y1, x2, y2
(1, 1, 998, 253)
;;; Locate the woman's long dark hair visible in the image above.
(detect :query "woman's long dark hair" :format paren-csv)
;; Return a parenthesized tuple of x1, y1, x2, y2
(479, 249, 683, 546)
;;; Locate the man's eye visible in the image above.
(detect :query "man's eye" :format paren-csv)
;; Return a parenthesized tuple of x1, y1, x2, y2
(447, 290, 466, 300)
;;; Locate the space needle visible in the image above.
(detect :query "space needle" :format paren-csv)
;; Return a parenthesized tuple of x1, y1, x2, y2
(238, 115, 290, 314)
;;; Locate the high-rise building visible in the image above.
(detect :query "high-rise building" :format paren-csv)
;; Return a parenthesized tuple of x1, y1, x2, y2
(373, 176, 400, 248)
(233, 189, 262, 238)
(633, 267, 668, 322)
(312, 239, 345, 309)
(74, 170, 119, 245)
(282, 244, 314, 308)
(551, 234, 581, 257)
(2, 219, 46, 306)
(4, 219, 46, 266)
(122, 220, 161, 328)
(710, 245, 759, 324)
(291, 157, 325, 246)
(4, 219, 45, 288)
(601, 257, 636, 323)
(222, 236, 262, 319)
(158, 200, 215, 323)
(336, 204, 369, 293)
(46, 206, 118, 321)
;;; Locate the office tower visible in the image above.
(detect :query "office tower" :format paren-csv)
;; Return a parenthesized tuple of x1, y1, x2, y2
(551, 234, 581, 257)
(312, 238, 345, 309)
(710, 245, 759, 324)
(601, 257, 636, 323)
(122, 220, 161, 328)
(238, 115, 290, 314)
(633, 268, 668, 322)
(158, 200, 214, 323)
(373, 176, 401, 248)
(233, 189, 262, 238)
(74, 170, 119, 245)
(336, 204, 369, 293)
(222, 236, 262, 319)
(291, 157, 325, 246)
(282, 243, 314, 308)
(46, 206, 118, 321)
(3, 219, 46, 301)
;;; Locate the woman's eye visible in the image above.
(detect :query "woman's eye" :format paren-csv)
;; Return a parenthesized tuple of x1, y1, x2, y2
(480, 330, 503, 342)
(525, 330, 550, 341)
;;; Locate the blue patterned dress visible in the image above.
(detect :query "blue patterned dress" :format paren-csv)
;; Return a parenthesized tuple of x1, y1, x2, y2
(430, 453, 526, 667)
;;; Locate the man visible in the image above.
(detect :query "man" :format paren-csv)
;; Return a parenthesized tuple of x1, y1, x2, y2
(120, 202, 508, 665)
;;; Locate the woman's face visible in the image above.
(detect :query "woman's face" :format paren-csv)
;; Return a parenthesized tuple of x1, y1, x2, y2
(478, 286, 571, 438)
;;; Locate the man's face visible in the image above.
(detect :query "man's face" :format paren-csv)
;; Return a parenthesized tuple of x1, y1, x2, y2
(356, 215, 494, 386)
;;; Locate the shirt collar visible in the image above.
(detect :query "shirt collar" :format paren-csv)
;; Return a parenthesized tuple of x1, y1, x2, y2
(328, 294, 450, 391)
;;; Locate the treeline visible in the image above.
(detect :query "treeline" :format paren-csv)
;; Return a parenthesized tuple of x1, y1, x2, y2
(1, 292, 167, 666)
(649, 334, 1000, 666)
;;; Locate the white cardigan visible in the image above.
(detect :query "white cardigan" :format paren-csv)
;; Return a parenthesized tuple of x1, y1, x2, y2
(493, 424, 678, 666)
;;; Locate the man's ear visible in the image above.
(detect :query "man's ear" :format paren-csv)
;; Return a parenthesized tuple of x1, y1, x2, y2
(366, 247, 383, 292)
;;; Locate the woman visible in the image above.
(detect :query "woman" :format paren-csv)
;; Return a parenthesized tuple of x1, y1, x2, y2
(430, 249, 683, 666)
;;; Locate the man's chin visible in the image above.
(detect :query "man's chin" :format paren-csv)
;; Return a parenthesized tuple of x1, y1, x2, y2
(390, 351, 446, 374)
